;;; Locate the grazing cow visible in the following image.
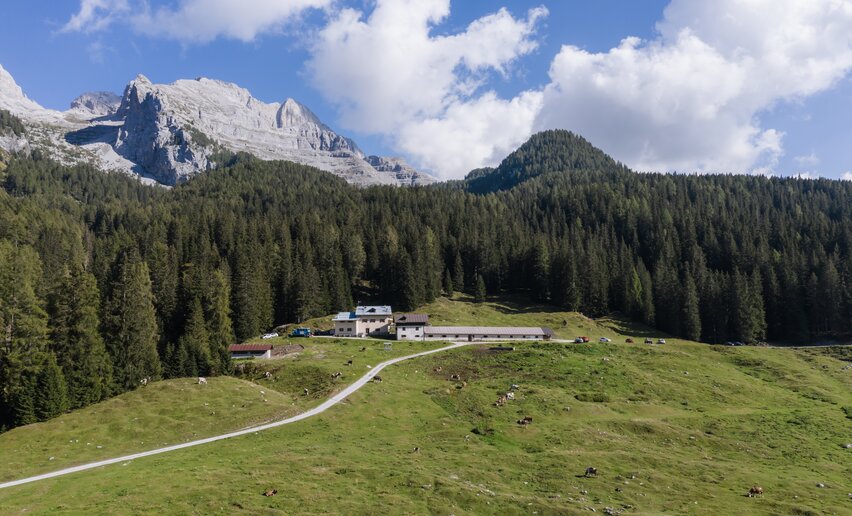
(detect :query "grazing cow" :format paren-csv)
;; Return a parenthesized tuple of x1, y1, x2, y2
(373, 375, 383, 383)
(495, 396, 508, 407)
(197, 377, 207, 385)
(450, 374, 461, 381)
(434, 367, 443, 372)
(331, 372, 342, 379)
(506, 392, 515, 401)
(517, 416, 533, 425)
(303, 388, 309, 396)
(264, 371, 272, 379)
(263, 489, 278, 497)
(346, 359, 353, 366)
(584, 467, 598, 477)
(413, 447, 420, 453)
(360, 347, 367, 352)
(748, 486, 763, 497)
(510, 384, 519, 391)
(140, 377, 148, 387)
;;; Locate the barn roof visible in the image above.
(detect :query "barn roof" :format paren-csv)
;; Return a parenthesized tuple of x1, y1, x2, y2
(228, 344, 273, 352)
(355, 305, 392, 317)
(424, 326, 553, 336)
(394, 313, 429, 325)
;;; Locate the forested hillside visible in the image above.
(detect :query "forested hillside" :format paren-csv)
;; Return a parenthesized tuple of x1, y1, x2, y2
(0, 130, 850, 430)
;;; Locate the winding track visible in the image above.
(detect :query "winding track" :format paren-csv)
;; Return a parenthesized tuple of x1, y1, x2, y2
(0, 341, 471, 490)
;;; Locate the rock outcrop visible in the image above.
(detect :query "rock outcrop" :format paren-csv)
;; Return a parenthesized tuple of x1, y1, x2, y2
(69, 91, 121, 118)
(0, 64, 435, 186)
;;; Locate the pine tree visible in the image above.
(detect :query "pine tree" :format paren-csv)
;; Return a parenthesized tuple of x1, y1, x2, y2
(443, 268, 454, 296)
(531, 239, 550, 302)
(207, 269, 234, 375)
(34, 353, 69, 420)
(179, 297, 211, 377)
(681, 274, 702, 341)
(0, 242, 50, 428)
(453, 251, 465, 294)
(103, 251, 162, 391)
(474, 273, 487, 303)
(50, 264, 113, 408)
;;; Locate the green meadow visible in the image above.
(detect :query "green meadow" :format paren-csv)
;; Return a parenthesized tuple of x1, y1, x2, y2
(0, 297, 849, 514)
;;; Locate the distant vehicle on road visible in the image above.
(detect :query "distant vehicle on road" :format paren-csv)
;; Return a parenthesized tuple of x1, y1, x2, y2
(599, 337, 612, 343)
(573, 337, 584, 343)
(314, 329, 334, 336)
(657, 339, 666, 344)
(261, 332, 279, 339)
(290, 328, 312, 338)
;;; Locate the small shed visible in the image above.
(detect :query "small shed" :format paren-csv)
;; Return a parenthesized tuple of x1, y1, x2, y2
(229, 343, 273, 360)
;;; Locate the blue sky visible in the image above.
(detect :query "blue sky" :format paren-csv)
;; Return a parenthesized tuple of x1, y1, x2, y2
(0, 0, 849, 179)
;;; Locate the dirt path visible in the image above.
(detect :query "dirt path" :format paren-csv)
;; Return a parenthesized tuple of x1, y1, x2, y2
(0, 342, 472, 490)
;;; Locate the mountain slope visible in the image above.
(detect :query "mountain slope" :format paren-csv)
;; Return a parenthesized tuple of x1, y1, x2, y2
(0, 64, 434, 186)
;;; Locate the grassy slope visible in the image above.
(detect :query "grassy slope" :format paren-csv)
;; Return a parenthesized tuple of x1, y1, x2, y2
(0, 339, 445, 484)
(0, 298, 849, 514)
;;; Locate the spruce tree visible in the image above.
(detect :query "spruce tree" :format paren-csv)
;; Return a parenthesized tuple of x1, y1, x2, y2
(34, 353, 69, 420)
(179, 297, 211, 377)
(0, 243, 50, 427)
(681, 274, 702, 341)
(50, 264, 113, 408)
(207, 269, 234, 375)
(474, 273, 487, 303)
(103, 252, 162, 391)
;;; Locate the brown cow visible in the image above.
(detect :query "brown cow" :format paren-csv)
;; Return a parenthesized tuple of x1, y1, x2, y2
(748, 486, 763, 497)
(517, 416, 533, 425)
(263, 489, 278, 497)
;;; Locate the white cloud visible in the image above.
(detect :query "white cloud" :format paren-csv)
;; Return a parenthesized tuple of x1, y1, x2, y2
(793, 152, 820, 167)
(842, 171, 852, 181)
(63, 0, 330, 42)
(306, 0, 547, 177)
(62, 0, 128, 33)
(536, 0, 852, 174)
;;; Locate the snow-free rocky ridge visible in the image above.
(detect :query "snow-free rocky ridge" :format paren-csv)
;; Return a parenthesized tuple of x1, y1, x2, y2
(0, 64, 434, 186)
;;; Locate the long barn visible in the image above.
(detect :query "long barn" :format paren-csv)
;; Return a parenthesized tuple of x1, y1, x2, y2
(422, 326, 553, 342)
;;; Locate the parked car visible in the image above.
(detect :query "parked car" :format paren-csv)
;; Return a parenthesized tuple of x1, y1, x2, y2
(580, 336, 590, 343)
(314, 329, 335, 336)
(657, 338, 666, 344)
(599, 337, 612, 343)
(644, 338, 653, 344)
(625, 338, 635, 344)
(261, 332, 279, 339)
(573, 337, 584, 343)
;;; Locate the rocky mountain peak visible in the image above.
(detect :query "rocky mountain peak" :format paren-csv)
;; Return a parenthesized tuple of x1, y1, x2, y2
(69, 91, 121, 118)
(277, 98, 322, 128)
(0, 64, 43, 114)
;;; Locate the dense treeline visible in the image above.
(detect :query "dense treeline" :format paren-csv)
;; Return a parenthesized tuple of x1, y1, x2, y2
(0, 130, 850, 430)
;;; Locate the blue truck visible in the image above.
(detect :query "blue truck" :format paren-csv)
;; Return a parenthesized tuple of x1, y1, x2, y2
(290, 327, 312, 338)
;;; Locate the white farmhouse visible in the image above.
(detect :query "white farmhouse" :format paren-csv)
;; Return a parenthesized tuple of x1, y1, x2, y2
(394, 313, 429, 340)
(332, 306, 393, 337)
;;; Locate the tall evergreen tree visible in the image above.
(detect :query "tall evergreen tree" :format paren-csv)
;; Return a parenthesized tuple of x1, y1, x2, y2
(474, 273, 487, 303)
(50, 264, 113, 408)
(103, 251, 162, 391)
(207, 269, 234, 375)
(681, 273, 702, 341)
(179, 297, 211, 377)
